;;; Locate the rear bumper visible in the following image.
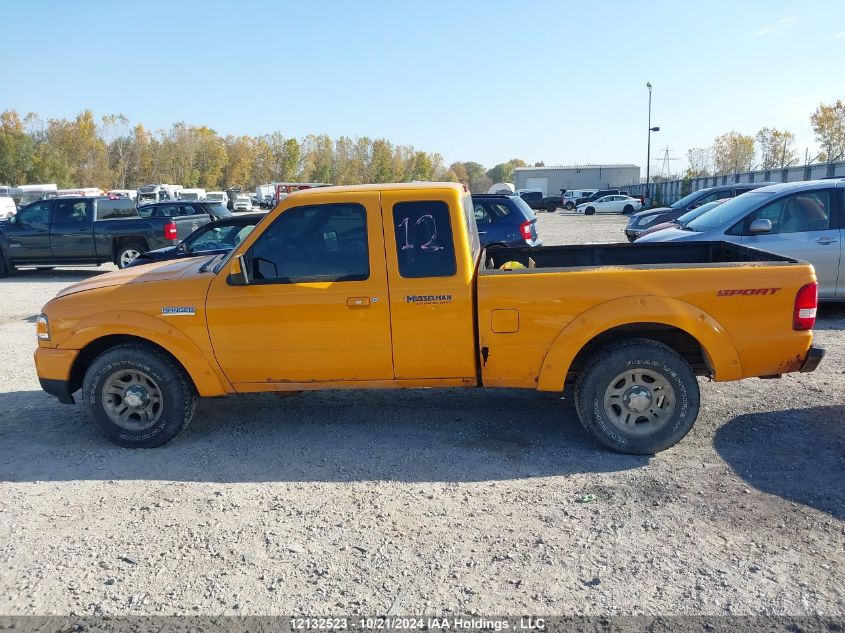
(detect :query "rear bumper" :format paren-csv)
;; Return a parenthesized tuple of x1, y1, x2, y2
(800, 345, 825, 373)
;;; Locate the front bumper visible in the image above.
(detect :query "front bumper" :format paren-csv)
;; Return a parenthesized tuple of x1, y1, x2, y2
(800, 345, 825, 373)
(34, 347, 78, 404)
(39, 378, 75, 404)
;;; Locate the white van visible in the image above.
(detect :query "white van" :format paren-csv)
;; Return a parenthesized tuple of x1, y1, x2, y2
(206, 191, 227, 205)
(180, 188, 207, 201)
(562, 189, 598, 210)
(0, 197, 16, 220)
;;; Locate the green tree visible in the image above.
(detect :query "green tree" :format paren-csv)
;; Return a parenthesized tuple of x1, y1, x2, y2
(486, 158, 526, 184)
(0, 110, 36, 184)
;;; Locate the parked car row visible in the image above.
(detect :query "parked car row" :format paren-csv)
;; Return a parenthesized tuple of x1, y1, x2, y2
(624, 183, 770, 241)
(631, 179, 845, 300)
(0, 197, 232, 274)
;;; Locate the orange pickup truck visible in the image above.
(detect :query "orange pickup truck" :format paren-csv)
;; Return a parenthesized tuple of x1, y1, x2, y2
(34, 183, 824, 454)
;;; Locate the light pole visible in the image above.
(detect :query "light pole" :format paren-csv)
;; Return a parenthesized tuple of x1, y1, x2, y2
(645, 82, 659, 206)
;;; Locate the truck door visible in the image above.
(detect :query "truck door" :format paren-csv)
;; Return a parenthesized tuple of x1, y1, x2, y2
(50, 198, 95, 260)
(381, 189, 478, 380)
(739, 189, 840, 298)
(4, 199, 53, 260)
(205, 191, 395, 385)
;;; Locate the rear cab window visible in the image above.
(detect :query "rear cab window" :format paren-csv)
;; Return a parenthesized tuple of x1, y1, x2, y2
(393, 200, 457, 278)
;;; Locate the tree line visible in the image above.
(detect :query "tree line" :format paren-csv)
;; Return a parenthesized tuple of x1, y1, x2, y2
(0, 109, 537, 194)
(684, 100, 845, 179)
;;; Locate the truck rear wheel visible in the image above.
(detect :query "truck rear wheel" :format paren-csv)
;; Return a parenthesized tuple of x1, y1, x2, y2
(116, 242, 145, 269)
(546, 202, 557, 213)
(82, 344, 197, 448)
(574, 338, 700, 454)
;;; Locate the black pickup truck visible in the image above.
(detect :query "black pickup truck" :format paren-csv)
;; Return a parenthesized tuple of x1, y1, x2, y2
(0, 196, 224, 275)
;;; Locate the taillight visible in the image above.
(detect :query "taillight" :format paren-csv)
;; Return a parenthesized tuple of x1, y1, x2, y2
(164, 221, 178, 240)
(520, 220, 533, 242)
(793, 282, 818, 331)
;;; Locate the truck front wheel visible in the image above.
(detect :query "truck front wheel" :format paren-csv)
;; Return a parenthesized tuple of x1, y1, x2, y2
(116, 242, 145, 268)
(83, 344, 198, 448)
(574, 339, 700, 454)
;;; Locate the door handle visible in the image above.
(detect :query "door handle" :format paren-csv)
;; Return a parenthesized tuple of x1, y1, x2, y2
(815, 236, 838, 245)
(346, 296, 371, 307)
(478, 231, 487, 235)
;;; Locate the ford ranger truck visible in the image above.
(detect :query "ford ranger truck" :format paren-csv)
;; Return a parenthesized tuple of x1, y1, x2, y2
(34, 183, 824, 454)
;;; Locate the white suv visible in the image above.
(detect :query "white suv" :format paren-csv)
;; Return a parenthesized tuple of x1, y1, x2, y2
(562, 189, 597, 210)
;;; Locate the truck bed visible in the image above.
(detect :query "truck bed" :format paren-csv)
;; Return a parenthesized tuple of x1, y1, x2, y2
(476, 240, 816, 390)
(481, 241, 797, 273)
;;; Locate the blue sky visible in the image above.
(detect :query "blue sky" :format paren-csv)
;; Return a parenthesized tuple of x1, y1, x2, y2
(2, 0, 843, 172)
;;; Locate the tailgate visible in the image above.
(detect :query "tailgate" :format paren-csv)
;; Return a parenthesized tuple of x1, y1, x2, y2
(172, 216, 208, 240)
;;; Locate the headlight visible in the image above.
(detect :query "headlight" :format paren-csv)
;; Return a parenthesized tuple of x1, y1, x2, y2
(636, 216, 654, 227)
(36, 314, 50, 340)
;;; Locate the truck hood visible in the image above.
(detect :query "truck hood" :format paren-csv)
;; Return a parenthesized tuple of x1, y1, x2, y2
(56, 255, 217, 298)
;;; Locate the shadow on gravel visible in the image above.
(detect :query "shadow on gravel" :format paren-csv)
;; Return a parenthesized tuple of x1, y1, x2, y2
(715, 405, 845, 520)
(0, 388, 648, 483)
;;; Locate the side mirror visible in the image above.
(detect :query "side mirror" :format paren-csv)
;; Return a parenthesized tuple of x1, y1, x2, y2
(228, 254, 251, 285)
(749, 218, 772, 234)
(177, 242, 188, 253)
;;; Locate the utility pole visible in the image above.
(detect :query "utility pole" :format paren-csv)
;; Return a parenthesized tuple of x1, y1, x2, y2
(645, 82, 660, 206)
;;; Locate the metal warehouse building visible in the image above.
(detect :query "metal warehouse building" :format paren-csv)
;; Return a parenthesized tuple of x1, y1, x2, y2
(514, 164, 641, 196)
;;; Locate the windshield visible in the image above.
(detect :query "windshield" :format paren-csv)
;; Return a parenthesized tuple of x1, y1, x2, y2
(675, 200, 725, 225)
(206, 203, 233, 219)
(670, 190, 709, 210)
(684, 192, 769, 232)
(20, 192, 49, 204)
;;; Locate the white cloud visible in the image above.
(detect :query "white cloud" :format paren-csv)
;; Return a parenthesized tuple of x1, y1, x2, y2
(834, 32, 845, 39)
(752, 17, 796, 37)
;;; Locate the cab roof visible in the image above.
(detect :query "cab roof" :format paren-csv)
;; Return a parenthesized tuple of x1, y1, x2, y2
(289, 182, 467, 196)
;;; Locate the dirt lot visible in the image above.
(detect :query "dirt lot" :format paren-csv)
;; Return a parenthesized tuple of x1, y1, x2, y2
(0, 212, 842, 617)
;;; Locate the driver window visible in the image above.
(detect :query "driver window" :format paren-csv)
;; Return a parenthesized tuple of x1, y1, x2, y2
(735, 191, 832, 235)
(246, 203, 369, 283)
(54, 199, 90, 223)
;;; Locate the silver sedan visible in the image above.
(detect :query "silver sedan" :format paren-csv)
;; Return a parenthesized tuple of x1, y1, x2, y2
(636, 180, 844, 300)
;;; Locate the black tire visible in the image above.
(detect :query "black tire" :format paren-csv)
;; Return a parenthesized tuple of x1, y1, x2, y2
(545, 203, 557, 213)
(584, 207, 596, 216)
(623, 205, 634, 214)
(574, 338, 700, 455)
(116, 242, 146, 269)
(82, 343, 197, 448)
(0, 256, 8, 278)
(564, 202, 575, 210)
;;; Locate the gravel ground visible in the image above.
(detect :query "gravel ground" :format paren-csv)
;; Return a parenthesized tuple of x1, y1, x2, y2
(0, 212, 842, 617)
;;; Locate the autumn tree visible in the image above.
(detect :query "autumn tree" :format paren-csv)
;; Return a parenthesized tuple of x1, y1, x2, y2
(755, 127, 798, 169)
(685, 147, 712, 177)
(810, 100, 845, 162)
(712, 131, 755, 174)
